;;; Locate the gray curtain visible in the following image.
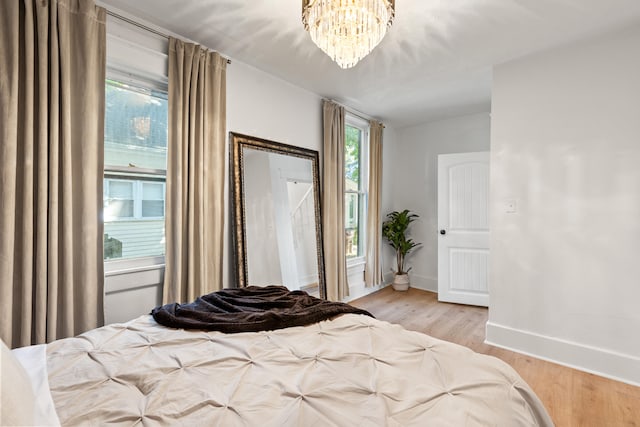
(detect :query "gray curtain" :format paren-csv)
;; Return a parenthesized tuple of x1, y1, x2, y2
(365, 121, 384, 287)
(0, 0, 106, 348)
(163, 38, 227, 304)
(322, 100, 348, 301)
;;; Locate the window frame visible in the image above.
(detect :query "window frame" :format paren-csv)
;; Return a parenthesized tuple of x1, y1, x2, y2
(344, 114, 370, 268)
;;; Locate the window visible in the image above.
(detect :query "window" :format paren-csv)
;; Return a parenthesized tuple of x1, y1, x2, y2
(104, 179, 165, 221)
(103, 79, 168, 260)
(344, 116, 369, 260)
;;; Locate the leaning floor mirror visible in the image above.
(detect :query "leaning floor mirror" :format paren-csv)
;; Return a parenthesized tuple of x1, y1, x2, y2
(231, 133, 326, 299)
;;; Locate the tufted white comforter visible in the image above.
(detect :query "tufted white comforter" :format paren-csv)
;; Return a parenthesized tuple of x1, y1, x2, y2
(46, 314, 553, 426)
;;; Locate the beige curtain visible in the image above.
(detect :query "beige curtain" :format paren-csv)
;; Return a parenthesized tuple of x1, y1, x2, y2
(163, 38, 227, 304)
(365, 121, 384, 287)
(322, 100, 348, 301)
(0, 0, 106, 348)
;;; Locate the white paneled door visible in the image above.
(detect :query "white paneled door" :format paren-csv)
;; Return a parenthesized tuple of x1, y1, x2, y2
(437, 152, 490, 307)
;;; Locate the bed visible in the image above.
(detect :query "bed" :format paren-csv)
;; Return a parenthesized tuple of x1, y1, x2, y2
(2, 287, 553, 426)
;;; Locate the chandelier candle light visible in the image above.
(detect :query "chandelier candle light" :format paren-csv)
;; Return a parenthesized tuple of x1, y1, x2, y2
(302, 0, 395, 69)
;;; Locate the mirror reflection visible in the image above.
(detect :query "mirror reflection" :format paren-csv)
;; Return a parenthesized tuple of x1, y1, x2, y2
(231, 133, 325, 299)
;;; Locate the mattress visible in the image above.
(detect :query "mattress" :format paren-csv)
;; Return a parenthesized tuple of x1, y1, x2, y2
(44, 314, 553, 426)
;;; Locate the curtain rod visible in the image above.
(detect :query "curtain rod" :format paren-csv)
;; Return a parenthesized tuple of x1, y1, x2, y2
(105, 10, 231, 64)
(325, 98, 383, 126)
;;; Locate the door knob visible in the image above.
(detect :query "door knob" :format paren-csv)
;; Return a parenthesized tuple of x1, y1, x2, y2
(440, 229, 446, 235)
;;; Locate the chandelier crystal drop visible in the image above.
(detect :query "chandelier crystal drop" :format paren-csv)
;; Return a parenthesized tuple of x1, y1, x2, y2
(302, 0, 395, 69)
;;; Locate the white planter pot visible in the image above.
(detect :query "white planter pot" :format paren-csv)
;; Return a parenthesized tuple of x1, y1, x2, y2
(392, 273, 410, 291)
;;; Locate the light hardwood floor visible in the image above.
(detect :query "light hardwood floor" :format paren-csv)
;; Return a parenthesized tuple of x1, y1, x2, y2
(350, 286, 640, 427)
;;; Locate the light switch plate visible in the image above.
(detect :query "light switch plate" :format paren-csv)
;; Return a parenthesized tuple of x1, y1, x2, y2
(505, 199, 517, 213)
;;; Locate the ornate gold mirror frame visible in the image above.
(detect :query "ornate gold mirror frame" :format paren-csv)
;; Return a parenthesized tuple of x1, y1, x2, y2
(230, 132, 326, 299)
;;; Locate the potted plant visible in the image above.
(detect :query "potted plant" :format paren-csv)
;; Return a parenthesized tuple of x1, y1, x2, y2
(382, 210, 421, 291)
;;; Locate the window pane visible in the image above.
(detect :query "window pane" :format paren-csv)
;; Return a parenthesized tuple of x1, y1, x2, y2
(142, 200, 164, 217)
(106, 200, 134, 219)
(142, 182, 164, 200)
(344, 122, 366, 260)
(345, 125, 361, 190)
(105, 80, 168, 170)
(104, 177, 165, 259)
(104, 217, 164, 260)
(103, 78, 167, 261)
(345, 193, 359, 258)
(105, 180, 134, 220)
(109, 180, 133, 198)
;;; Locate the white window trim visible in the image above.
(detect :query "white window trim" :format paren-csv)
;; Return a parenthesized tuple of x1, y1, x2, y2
(347, 258, 366, 272)
(104, 255, 165, 276)
(105, 14, 169, 91)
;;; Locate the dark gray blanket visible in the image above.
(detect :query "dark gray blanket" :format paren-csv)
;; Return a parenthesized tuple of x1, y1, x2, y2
(151, 285, 374, 333)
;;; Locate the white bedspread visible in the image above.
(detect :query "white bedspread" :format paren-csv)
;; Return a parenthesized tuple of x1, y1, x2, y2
(12, 344, 60, 426)
(46, 314, 553, 426)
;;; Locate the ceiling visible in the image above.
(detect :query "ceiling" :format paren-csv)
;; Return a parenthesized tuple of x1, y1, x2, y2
(99, 0, 640, 128)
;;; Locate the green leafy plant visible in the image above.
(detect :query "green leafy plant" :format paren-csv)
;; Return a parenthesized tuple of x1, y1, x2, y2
(382, 210, 421, 275)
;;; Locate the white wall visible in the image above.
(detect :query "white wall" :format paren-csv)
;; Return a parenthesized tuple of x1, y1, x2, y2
(227, 62, 322, 152)
(225, 61, 323, 287)
(385, 113, 491, 291)
(487, 24, 640, 386)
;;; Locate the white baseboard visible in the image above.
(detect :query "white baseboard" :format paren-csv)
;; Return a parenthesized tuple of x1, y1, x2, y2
(486, 321, 640, 387)
(382, 272, 437, 293)
(342, 282, 389, 303)
(383, 271, 395, 285)
(408, 273, 437, 293)
(409, 274, 438, 293)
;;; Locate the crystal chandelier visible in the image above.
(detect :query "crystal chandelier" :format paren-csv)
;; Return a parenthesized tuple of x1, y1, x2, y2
(302, 0, 395, 69)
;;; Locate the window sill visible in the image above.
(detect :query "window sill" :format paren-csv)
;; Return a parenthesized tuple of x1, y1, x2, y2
(105, 217, 165, 222)
(105, 255, 165, 276)
(347, 257, 365, 274)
